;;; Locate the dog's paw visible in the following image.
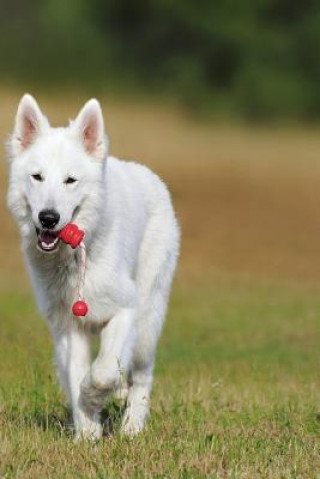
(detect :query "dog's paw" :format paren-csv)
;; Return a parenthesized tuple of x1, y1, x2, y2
(74, 409, 103, 442)
(120, 408, 148, 437)
(74, 424, 102, 442)
(80, 365, 122, 411)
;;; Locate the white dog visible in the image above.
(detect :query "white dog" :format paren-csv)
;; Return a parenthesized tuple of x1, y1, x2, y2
(6, 94, 179, 439)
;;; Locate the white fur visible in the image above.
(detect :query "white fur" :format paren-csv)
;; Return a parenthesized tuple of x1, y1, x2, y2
(6, 94, 180, 439)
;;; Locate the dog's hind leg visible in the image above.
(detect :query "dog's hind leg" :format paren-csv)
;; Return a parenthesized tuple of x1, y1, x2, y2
(121, 211, 179, 436)
(120, 283, 169, 436)
(120, 363, 154, 436)
(52, 323, 102, 441)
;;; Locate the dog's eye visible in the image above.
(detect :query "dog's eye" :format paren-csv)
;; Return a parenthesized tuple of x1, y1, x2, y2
(65, 177, 78, 185)
(31, 173, 43, 182)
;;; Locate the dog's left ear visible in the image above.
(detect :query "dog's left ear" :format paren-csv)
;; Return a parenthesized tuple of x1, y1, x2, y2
(72, 99, 108, 161)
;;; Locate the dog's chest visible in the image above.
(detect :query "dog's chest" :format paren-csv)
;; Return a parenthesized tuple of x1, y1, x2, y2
(35, 254, 118, 324)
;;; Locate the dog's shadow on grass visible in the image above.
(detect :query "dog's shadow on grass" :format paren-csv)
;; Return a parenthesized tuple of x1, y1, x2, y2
(7, 399, 125, 439)
(101, 399, 126, 436)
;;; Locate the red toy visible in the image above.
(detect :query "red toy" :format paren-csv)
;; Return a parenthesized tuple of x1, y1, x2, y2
(72, 300, 88, 317)
(59, 223, 88, 318)
(58, 223, 84, 249)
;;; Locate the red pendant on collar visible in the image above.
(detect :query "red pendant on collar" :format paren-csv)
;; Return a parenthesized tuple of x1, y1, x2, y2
(58, 223, 84, 249)
(72, 300, 88, 317)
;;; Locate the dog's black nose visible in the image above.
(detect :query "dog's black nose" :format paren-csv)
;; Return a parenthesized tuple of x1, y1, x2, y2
(38, 209, 60, 229)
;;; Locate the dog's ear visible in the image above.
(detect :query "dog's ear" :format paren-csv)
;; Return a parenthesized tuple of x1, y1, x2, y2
(72, 99, 107, 161)
(10, 94, 49, 157)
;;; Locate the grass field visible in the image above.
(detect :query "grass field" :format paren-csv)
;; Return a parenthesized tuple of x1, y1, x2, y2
(2, 89, 320, 477)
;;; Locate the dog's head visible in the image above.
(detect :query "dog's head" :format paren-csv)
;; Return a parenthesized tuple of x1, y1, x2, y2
(7, 94, 108, 252)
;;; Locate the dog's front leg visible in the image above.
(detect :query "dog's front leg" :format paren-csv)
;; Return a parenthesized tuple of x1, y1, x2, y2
(80, 307, 136, 412)
(52, 324, 102, 441)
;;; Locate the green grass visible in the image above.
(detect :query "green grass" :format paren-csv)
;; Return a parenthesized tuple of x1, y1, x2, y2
(1, 280, 320, 478)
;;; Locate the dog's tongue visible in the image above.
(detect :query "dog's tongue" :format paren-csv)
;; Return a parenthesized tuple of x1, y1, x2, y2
(39, 230, 58, 245)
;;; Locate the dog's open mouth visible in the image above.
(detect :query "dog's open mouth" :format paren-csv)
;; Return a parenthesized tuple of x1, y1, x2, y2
(36, 227, 60, 252)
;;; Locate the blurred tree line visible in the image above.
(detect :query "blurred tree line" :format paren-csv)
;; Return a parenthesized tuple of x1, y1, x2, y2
(1, 0, 320, 120)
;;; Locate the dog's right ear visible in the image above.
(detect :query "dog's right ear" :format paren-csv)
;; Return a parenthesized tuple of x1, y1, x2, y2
(9, 94, 49, 157)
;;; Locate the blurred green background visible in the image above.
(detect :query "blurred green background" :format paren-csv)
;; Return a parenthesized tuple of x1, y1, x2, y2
(2, 0, 320, 121)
